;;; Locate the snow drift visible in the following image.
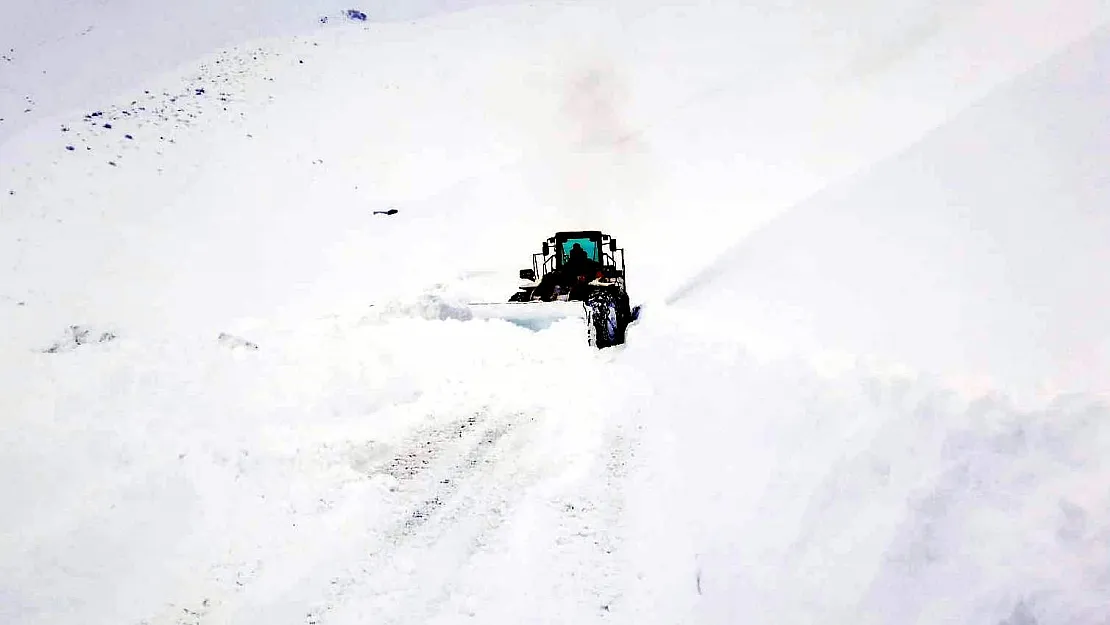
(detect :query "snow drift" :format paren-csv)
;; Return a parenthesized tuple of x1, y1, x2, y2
(628, 311, 1110, 624)
(671, 24, 1110, 401)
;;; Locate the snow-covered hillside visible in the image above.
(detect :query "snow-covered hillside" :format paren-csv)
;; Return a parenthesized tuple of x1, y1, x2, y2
(0, 0, 522, 146)
(671, 23, 1110, 401)
(3, 1, 1110, 624)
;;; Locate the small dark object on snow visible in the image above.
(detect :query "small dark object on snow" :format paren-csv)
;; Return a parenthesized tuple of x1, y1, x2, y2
(124, 134, 133, 140)
(319, 16, 329, 24)
(65, 145, 75, 151)
(373, 208, 398, 216)
(42, 325, 117, 353)
(345, 9, 367, 21)
(195, 88, 205, 95)
(103, 123, 112, 129)
(108, 161, 117, 166)
(218, 332, 259, 351)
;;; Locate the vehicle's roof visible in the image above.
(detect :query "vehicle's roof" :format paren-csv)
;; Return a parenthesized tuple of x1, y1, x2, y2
(553, 230, 603, 240)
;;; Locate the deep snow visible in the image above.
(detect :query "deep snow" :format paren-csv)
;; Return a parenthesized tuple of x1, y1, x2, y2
(670, 23, 1110, 402)
(3, 1, 1110, 624)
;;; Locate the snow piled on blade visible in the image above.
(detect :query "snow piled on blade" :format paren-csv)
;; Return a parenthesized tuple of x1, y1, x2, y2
(363, 292, 475, 323)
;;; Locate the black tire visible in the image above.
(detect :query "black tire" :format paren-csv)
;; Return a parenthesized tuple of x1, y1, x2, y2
(615, 292, 633, 341)
(585, 288, 623, 349)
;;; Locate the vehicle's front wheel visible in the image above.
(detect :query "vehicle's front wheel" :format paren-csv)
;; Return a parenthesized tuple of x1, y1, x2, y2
(585, 288, 622, 349)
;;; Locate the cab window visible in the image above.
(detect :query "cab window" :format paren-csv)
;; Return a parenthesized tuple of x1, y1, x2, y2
(560, 238, 599, 264)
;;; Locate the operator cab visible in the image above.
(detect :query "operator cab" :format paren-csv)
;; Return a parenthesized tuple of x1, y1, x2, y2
(518, 230, 624, 283)
(503, 229, 636, 348)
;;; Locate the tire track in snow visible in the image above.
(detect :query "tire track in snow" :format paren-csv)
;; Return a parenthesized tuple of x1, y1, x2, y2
(301, 406, 546, 625)
(415, 412, 640, 624)
(126, 325, 622, 625)
(541, 422, 636, 620)
(131, 410, 505, 625)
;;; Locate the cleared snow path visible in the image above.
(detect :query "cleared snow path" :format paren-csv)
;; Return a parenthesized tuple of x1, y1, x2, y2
(1, 302, 658, 625)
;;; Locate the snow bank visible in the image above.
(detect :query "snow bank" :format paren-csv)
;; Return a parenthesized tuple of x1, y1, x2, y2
(673, 24, 1110, 400)
(362, 292, 475, 323)
(625, 310, 1110, 625)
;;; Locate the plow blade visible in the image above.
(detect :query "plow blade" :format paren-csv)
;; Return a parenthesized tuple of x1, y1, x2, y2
(466, 301, 586, 332)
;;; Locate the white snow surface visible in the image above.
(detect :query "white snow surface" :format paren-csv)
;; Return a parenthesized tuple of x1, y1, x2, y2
(3, 1, 1110, 624)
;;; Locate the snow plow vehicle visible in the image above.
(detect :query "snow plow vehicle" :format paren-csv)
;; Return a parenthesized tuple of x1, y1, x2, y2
(469, 231, 635, 348)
